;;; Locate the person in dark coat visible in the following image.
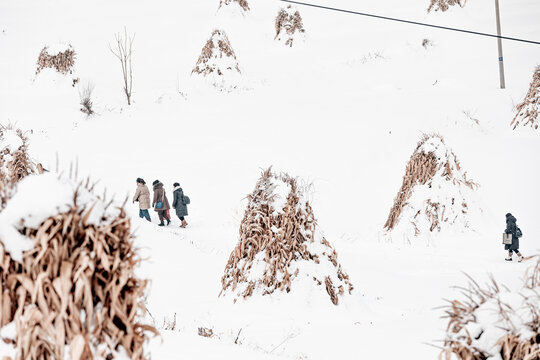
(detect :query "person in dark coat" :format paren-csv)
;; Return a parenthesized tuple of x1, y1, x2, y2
(504, 213, 524, 262)
(172, 182, 188, 228)
(152, 180, 171, 226)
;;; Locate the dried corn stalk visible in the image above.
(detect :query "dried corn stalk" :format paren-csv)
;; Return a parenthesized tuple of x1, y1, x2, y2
(220, 168, 352, 305)
(0, 175, 158, 359)
(192, 30, 241, 77)
(36, 45, 76, 75)
(511, 66, 540, 130)
(0, 125, 36, 209)
(428, 0, 466, 12)
(218, 0, 249, 12)
(275, 5, 305, 47)
(384, 134, 478, 237)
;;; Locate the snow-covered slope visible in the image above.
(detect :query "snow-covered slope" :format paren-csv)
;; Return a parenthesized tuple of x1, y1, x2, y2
(1, 0, 539, 358)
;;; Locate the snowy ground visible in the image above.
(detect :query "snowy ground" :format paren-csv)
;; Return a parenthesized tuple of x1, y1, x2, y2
(1, 0, 540, 358)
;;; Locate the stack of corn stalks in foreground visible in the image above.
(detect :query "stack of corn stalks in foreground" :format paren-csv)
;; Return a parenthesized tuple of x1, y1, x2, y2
(440, 257, 540, 360)
(275, 5, 306, 47)
(0, 173, 157, 359)
(36, 44, 76, 76)
(220, 168, 353, 305)
(511, 66, 540, 130)
(218, 0, 249, 12)
(384, 134, 478, 239)
(428, 0, 466, 12)
(0, 125, 39, 209)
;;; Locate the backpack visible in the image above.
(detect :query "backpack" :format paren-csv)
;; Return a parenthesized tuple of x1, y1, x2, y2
(182, 195, 191, 205)
(516, 226, 523, 238)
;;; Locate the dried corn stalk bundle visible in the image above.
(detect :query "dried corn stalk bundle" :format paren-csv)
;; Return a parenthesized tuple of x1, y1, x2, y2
(440, 259, 540, 360)
(384, 134, 478, 239)
(36, 44, 76, 75)
(511, 66, 540, 130)
(218, 0, 249, 12)
(0, 125, 37, 209)
(220, 168, 353, 305)
(275, 5, 306, 47)
(428, 0, 466, 12)
(0, 174, 158, 359)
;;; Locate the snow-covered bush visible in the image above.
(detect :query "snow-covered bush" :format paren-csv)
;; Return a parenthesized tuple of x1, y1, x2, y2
(428, 0, 466, 12)
(191, 30, 242, 91)
(511, 66, 540, 130)
(220, 168, 353, 305)
(0, 173, 158, 359)
(0, 125, 37, 209)
(441, 259, 540, 360)
(275, 5, 306, 47)
(36, 44, 76, 75)
(384, 134, 479, 241)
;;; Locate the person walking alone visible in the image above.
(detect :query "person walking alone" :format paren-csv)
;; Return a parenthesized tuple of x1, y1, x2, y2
(504, 213, 524, 262)
(133, 178, 151, 222)
(152, 179, 171, 226)
(172, 182, 189, 228)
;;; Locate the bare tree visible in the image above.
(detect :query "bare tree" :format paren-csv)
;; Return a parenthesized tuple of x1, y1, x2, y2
(109, 28, 134, 105)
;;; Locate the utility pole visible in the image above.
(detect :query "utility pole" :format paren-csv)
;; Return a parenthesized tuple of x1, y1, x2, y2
(495, 0, 506, 89)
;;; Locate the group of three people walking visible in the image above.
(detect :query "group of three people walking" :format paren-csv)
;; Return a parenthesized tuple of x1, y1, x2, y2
(133, 178, 189, 227)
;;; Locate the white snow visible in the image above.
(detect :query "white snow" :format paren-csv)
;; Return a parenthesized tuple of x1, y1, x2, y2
(0, 129, 24, 152)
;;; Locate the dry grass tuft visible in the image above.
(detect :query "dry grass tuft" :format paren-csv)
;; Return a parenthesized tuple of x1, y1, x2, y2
(218, 0, 249, 11)
(275, 5, 306, 47)
(36, 45, 76, 76)
(192, 30, 240, 77)
(220, 168, 352, 305)
(428, 0, 466, 12)
(0, 177, 158, 359)
(0, 125, 37, 209)
(198, 327, 214, 338)
(511, 66, 540, 130)
(384, 134, 478, 233)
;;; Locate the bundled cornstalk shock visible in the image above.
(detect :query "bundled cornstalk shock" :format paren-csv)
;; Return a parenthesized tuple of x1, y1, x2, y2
(440, 258, 540, 360)
(511, 66, 540, 130)
(428, 0, 466, 12)
(36, 44, 76, 75)
(0, 173, 158, 359)
(384, 134, 478, 238)
(220, 168, 353, 305)
(275, 5, 306, 47)
(192, 30, 241, 77)
(0, 125, 38, 209)
(218, 0, 249, 12)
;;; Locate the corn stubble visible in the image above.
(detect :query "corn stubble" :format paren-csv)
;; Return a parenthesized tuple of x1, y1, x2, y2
(440, 259, 540, 360)
(384, 134, 477, 234)
(220, 168, 352, 305)
(275, 6, 305, 47)
(511, 66, 540, 130)
(0, 178, 158, 359)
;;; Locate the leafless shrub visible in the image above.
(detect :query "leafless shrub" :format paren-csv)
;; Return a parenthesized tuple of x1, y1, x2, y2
(0, 176, 159, 358)
(428, 0, 466, 12)
(422, 38, 434, 48)
(78, 81, 95, 116)
(218, 0, 249, 11)
(275, 5, 305, 47)
(110, 28, 135, 105)
(36, 45, 76, 75)
(219, 168, 353, 305)
(511, 66, 540, 130)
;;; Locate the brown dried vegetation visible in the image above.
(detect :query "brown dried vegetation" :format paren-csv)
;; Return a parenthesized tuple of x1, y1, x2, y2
(384, 134, 478, 232)
(428, 0, 466, 12)
(0, 178, 158, 359)
(218, 0, 249, 11)
(511, 66, 540, 130)
(36, 45, 76, 75)
(275, 6, 306, 47)
(192, 30, 240, 77)
(220, 168, 352, 305)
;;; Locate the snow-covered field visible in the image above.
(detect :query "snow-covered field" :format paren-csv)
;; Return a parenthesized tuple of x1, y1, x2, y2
(1, 0, 540, 358)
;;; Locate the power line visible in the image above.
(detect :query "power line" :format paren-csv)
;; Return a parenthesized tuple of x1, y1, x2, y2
(280, 0, 540, 45)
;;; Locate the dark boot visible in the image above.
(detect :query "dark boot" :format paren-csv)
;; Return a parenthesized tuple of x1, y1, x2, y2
(158, 222, 165, 227)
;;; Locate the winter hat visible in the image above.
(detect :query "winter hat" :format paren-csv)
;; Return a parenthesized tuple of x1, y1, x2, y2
(152, 180, 160, 186)
(136, 178, 146, 185)
(506, 213, 512, 218)
(173, 182, 180, 187)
